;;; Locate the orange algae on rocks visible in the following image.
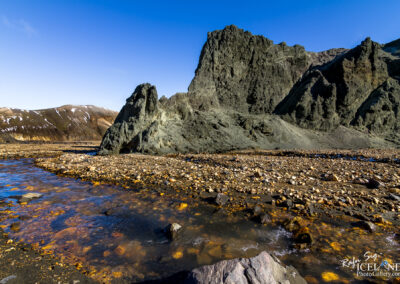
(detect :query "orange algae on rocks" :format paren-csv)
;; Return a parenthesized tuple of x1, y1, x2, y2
(321, 271, 340, 282)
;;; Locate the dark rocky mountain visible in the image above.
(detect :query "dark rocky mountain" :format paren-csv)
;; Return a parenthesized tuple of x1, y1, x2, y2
(99, 25, 399, 155)
(275, 38, 400, 135)
(384, 38, 400, 57)
(0, 105, 117, 142)
(187, 25, 310, 114)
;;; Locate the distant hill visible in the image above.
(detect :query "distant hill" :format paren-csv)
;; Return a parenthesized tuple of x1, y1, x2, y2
(0, 105, 118, 142)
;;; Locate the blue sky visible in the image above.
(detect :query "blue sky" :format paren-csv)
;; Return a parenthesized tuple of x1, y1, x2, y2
(1, 0, 399, 111)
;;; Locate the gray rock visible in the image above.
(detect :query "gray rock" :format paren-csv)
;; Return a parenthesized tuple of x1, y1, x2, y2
(280, 199, 294, 208)
(0, 275, 17, 284)
(18, 192, 42, 204)
(99, 83, 159, 154)
(165, 223, 182, 240)
(388, 193, 400, 201)
(215, 193, 229, 206)
(259, 213, 271, 224)
(252, 204, 263, 216)
(185, 251, 306, 284)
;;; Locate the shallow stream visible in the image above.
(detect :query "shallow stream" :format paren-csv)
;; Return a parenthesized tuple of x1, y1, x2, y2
(0, 159, 399, 283)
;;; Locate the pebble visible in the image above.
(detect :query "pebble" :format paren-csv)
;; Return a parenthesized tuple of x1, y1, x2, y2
(259, 213, 271, 224)
(18, 192, 43, 203)
(215, 193, 229, 206)
(352, 220, 376, 232)
(165, 223, 182, 240)
(366, 179, 382, 189)
(252, 205, 263, 216)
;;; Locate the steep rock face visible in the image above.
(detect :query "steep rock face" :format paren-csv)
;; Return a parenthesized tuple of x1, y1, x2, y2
(187, 25, 310, 114)
(353, 78, 400, 137)
(99, 84, 161, 154)
(99, 26, 399, 155)
(275, 38, 393, 131)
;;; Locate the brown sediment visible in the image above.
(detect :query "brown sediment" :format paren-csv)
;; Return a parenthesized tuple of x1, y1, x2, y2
(0, 229, 95, 283)
(0, 141, 100, 159)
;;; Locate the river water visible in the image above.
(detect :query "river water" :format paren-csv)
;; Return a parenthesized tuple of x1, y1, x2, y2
(0, 159, 293, 282)
(0, 159, 399, 283)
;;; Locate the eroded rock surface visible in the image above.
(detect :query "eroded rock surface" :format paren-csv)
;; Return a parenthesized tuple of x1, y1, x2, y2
(275, 37, 400, 136)
(99, 26, 400, 155)
(187, 25, 311, 114)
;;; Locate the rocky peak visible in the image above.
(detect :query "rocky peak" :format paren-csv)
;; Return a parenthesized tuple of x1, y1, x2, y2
(275, 37, 393, 131)
(99, 84, 160, 154)
(188, 25, 310, 114)
(115, 83, 158, 124)
(98, 27, 400, 155)
(307, 48, 348, 67)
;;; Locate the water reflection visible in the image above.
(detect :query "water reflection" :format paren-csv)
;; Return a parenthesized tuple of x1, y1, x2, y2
(0, 159, 291, 282)
(0, 159, 399, 283)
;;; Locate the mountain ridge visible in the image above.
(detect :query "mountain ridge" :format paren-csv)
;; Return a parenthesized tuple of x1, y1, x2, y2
(0, 105, 118, 143)
(99, 25, 399, 155)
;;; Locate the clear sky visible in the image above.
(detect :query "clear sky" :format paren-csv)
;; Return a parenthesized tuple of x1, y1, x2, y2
(1, 0, 399, 111)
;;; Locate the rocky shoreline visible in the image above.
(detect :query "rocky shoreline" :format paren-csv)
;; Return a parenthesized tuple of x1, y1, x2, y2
(36, 148, 400, 230)
(1, 143, 400, 282)
(0, 228, 95, 284)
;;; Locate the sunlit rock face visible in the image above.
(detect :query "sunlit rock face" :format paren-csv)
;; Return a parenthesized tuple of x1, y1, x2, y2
(185, 251, 307, 284)
(99, 26, 400, 155)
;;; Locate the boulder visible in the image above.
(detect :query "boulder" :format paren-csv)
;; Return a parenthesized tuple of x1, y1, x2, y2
(185, 251, 306, 284)
(99, 84, 160, 154)
(366, 179, 382, 189)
